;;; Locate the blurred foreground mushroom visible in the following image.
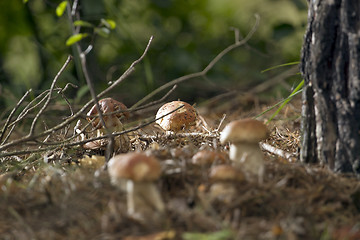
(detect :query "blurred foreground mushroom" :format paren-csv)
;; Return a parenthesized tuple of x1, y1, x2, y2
(220, 118, 269, 183)
(209, 165, 245, 203)
(155, 101, 198, 132)
(192, 150, 227, 166)
(107, 152, 165, 221)
(85, 98, 130, 153)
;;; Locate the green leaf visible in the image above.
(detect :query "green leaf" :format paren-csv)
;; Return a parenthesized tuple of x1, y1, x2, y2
(65, 33, 89, 46)
(56, 1, 68, 17)
(23, 0, 29, 3)
(73, 20, 94, 28)
(182, 230, 233, 240)
(267, 80, 304, 122)
(255, 80, 304, 122)
(261, 61, 300, 73)
(94, 27, 110, 38)
(101, 18, 116, 29)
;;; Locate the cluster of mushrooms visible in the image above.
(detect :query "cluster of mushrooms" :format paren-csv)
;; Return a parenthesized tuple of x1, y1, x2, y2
(82, 98, 269, 222)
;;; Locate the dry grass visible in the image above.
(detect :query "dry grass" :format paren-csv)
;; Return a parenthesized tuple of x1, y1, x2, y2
(1, 97, 360, 240)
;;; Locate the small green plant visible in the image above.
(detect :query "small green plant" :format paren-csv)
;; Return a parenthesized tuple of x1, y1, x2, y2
(55, 1, 116, 46)
(256, 61, 303, 122)
(182, 229, 234, 240)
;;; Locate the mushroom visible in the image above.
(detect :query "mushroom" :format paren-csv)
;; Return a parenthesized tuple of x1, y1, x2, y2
(87, 97, 129, 131)
(208, 165, 245, 203)
(191, 150, 227, 166)
(155, 101, 198, 132)
(107, 152, 165, 220)
(85, 97, 130, 153)
(220, 118, 269, 182)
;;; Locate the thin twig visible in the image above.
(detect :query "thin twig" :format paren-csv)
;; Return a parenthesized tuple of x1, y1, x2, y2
(248, 65, 299, 95)
(132, 14, 260, 109)
(0, 89, 32, 143)
(71, 0, 79, 17)
(216, 114, 227, 132)
(8, 89, 56, 128)
(0, 104, 186, 157)
(99, 36, 154, 100)
(260, 142, 297, 162)
(78, 49, 114, 158)
(21, 84, 178, 147)
(68, 0, 114, 160)
(0, 14, 256, 155)
(57, 83, 77, 117)
(28, 55, 72, 136)
(0, 37, 154, 152)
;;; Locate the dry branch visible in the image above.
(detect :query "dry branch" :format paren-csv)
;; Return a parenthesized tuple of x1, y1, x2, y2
(260, 142, 297, 162)
(0, 104, 185, 158)
(0, 14, 260, 158)
(0, 89, 32, 144)
(0, 36, 154, 154)
(131, 14, 260, 109)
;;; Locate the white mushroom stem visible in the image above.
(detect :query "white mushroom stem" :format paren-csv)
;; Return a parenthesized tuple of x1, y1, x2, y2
(229, 142, 264, 182)
(97, 117, 124, 135)
(97, 117, 130, 153)
(126, 180, 165, 216)
(110, 177, 127, 191)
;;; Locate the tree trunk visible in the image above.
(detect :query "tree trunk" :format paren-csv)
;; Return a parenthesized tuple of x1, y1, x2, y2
(300, 0, 360, 173)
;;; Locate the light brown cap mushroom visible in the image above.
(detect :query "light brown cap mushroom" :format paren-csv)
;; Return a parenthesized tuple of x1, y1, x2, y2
(108, 152, 161, 182)
(87, 98, 129, 129)
(209, 165, 245, 182)
(155, 101, 198, 132)
(220, 118, 269, 144)
(192, 150, 227, 165)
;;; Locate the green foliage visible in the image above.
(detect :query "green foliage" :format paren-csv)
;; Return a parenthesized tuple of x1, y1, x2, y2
(101, 19, 116, 29)
(255, 80, 303, 120)
(0, 0, 308, 110)
(182, 229, 234, 240)
(261, 61, 300, 73)
(73, 20, 94, 28)
(69, 18, 117, 45)
(66, 33, 89, 46)
(254, 61, 303, 122)
(56, 1, 68, 17)
(267, 79, 304, 122)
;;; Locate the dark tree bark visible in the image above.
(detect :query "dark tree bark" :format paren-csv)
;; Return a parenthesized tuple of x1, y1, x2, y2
(300, 0, 360, 173)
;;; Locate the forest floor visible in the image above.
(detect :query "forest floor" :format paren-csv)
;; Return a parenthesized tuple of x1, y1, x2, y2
(1, 95, 360, 240)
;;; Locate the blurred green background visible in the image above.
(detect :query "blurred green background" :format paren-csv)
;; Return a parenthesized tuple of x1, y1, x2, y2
(0, 0, 307, 113)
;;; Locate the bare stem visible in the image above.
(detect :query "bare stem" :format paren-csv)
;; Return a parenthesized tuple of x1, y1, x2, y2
(28, 55, 72, 137)
(260, 142, 297, 162)
(0, 36, 153, 153)
(0, 89, 32, 143)
(0, 104, 185, 157)
(132, 15, 260, 109)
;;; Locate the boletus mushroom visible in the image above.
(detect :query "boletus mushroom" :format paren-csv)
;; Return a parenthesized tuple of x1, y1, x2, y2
(107, 152, 165, 220)
(155, 101, 198, 132)
(208, 164, 245, 203)
(85, 97, 130, 153)
(220, 118, 269, 183)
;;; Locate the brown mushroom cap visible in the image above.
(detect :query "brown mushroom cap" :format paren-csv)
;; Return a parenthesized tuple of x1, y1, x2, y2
(108, 152, 161, 182)
(192, 150, 227, 165)
(155, 101, 198, 132)
(87, 98, 129, 129)
(220, 118, 269, 144)
(209, 165, 245, 182)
